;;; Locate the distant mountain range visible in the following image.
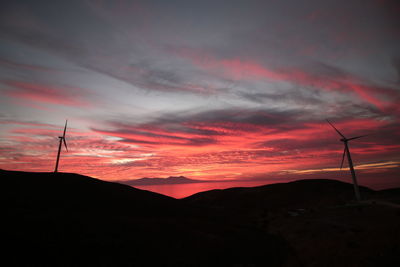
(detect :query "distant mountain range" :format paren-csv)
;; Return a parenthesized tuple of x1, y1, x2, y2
(121, 176, 204, 185)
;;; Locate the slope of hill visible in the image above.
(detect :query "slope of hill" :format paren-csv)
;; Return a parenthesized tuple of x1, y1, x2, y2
(183, 179, 400, 267)
(2, 169, 178, 216)
(184, 179, 375, 213)
(1, 169, 292, 267)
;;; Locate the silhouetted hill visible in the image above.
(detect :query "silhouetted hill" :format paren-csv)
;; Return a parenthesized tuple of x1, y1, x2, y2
(1, 169, 293, 267)
(121, 175, 203, 185)
(2, 169, 178, 216)
(183, 179, 400, 267)
(184, 179, 375, 214)
(3, 170, 399, 266)
(375, 187, 400, 204)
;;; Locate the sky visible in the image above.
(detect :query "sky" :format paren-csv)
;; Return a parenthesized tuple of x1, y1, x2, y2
(1, 0, 399, 188)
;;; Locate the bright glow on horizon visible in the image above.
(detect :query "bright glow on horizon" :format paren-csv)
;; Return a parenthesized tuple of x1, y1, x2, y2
(284, 161, 400, 174)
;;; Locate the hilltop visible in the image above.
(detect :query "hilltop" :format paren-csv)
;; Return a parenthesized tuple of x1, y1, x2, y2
(1, 169, 291, 266)
(183, 179, 400, 267)
(2, 169, 177, 215)
(184, 179, 375, 213)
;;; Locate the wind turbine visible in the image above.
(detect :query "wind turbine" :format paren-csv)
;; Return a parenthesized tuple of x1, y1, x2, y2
(54, 120, 68, 173)
(326, 120, 367, 202)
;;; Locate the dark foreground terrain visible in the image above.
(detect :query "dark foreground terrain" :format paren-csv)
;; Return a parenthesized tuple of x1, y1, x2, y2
(185, 179, 400, 267)
(1, 169, 399, 266)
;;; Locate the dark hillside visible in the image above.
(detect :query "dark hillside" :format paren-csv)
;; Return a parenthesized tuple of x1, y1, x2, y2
(3, 170, 398, 266)
(2, 169, 178, 216)
(184, 179, 375, 217)
(184, 179, 400, 267)
(1, 170, 292, 266)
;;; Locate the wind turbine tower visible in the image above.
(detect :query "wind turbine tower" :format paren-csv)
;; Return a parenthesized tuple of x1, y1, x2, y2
(327, 120, 367, 202)
(54, 120, 69, 173)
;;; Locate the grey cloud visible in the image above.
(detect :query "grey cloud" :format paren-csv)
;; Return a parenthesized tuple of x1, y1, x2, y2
(107, 107, 302, 136)
(392, 58, 400, 84)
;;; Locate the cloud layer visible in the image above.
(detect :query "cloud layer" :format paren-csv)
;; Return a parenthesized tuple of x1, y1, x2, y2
(1, 0, 399, 189)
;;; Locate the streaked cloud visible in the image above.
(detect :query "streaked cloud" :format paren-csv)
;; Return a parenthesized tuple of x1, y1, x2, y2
(0, 0, 399, 188)
(4, 80, 93, 107)
(285, 161, 400, 174)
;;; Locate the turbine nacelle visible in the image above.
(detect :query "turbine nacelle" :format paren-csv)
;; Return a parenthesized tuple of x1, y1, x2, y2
(340, 135, 366, 143)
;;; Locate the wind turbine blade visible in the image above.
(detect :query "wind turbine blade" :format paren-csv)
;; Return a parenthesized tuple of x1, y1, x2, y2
(347, 134, 368, 141)
(62, 120, 68, 138)
(326, 119, 345, 138)
(340, 146, 346, 170)
(63, 138, 68, 152)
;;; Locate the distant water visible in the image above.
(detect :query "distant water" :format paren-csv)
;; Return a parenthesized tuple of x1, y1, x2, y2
(133, 180, 292, 199)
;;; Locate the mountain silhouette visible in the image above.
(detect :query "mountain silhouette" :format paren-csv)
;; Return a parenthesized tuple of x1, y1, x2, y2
(184, 179, 375, 213)
(183, 179, 400, 266)
(2, 169, 177, 216)
(121, 175, 203, 185)
(1, 169, 292, 266)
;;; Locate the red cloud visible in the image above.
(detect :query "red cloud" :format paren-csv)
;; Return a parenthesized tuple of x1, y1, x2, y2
(1, 112, 398, 188)
(4, 80, 92, 107)
(79, 113, 399, 181)
(172, 47, 397, 110)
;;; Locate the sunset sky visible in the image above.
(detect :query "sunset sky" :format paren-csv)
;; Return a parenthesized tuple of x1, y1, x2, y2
(1, 0, 399, 188)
